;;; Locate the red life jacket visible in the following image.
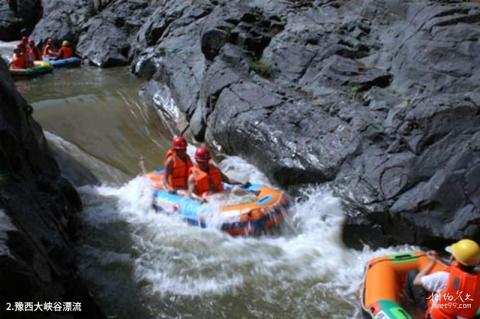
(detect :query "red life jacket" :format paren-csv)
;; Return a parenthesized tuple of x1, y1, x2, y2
(11, 53, 27, 69)
(428, 266, 480, 319)
(189, 164, 224, 196)
(164, 149, 192, 189)
(58, 46, 73, 59)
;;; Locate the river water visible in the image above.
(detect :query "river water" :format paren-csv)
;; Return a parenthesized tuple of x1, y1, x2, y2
(2, 42, 403, 319)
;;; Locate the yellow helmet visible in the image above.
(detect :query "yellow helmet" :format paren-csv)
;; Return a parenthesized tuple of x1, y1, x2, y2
(446, 239, 480, 266)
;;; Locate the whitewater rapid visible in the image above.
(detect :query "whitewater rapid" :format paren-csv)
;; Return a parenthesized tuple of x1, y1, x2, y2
(76, 155, 409, 318)
(3, 50, 412, 317)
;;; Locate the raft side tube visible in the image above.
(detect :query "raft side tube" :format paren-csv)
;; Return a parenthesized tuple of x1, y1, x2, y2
(43, 56, 81, 68)
(362, 252, 448, 319)
(10, 61, 53, 78)
(148, 169, 289, 236)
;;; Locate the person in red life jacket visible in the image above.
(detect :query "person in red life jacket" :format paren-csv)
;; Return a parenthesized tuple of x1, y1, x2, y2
(42, 38, 56, 57)
(16, 42, 34, 68)
(53, 40, 74, 60)
(187, 146, 249, 202)
(14, 43, 33, 68)
(28, 40, 42, 61)
(163, 136, 193, 194)
(10, 48, 28, 69)
(412, 239, 480, 319)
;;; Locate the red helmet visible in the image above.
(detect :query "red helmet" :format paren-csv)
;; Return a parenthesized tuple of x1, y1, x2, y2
(172, 136, 187, 150)
(195, 146, 211, 162)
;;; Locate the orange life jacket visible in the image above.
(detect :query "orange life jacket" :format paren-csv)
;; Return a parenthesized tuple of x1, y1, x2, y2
(43, 44, 54, 57)
(427, 266, 480, 319)
(189, 164, 224, 196)
(164, 149, 192, 189)
(11, 53, 27, 69)
(58, 46, 73, 59)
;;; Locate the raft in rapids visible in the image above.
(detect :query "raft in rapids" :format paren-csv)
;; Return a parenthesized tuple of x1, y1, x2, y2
(146, 168, 289, 236)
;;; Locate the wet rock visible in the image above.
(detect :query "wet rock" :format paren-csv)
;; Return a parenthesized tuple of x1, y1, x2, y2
(0, 59, 105, 317)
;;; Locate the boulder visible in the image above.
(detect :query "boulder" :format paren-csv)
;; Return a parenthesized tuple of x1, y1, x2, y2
(76, 0, 152, 67)
(31, 0, 93, 47)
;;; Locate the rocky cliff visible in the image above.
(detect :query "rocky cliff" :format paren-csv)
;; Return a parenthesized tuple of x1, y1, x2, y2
(30, 0, 480, 249)
(0, 60, 105, 318)
(0, 0, 42, 41)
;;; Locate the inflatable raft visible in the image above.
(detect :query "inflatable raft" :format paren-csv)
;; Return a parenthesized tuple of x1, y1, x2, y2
(43, 56, 81, 67)
(10, 61, 53, 78)
(362, 252, 480, 319)
(147, 168, 289, 236)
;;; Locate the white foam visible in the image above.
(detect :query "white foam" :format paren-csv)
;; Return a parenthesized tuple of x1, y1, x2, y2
(78, 159, 413, 316)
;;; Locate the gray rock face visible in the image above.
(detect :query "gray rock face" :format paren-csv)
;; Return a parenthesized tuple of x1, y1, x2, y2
(131, 0, 480, 248)
(76, 0, 153, 67)
(32, 0, 153, 66)
(0, 59, 105, 317)
(0, 3, 20, 41)
(0, 0, 42, 40)
(31, 0, 93, 47)
(30, 0, 480, 248)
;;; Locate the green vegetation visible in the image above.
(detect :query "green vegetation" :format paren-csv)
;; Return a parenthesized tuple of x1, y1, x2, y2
(351, 85, 366, 101)
(250, 58, 273, 79)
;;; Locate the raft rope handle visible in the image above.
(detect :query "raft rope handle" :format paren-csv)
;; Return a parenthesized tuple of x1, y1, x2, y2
(366, 253, 427, 269)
